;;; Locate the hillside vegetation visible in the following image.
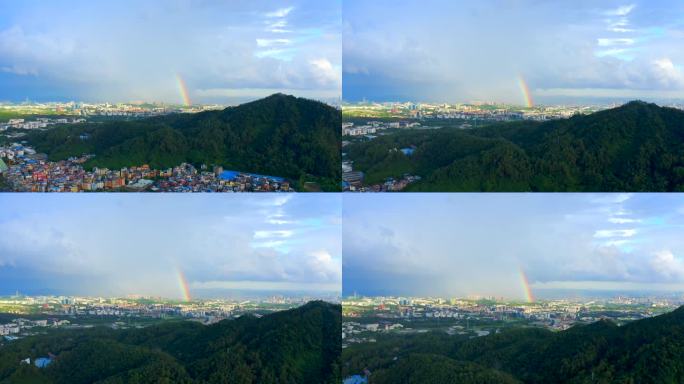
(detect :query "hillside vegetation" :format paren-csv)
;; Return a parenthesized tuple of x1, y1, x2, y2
(342, 306, 684, 383)
(26, 94, 341, 191)
(348, 101, 684, 191)
(0, 301, 342, 384)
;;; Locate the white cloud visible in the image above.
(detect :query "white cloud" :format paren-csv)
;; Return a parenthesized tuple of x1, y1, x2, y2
(0, 65, 37, 76)
(256, 38, 291, 47)
(0, 2, 341, 103)
(253, 230, 294, 239)
(266, 20, 291, 33)
(307, 250, 342, 281)
(651, 250, 684, 279)
(191, 280, 339, 292)
(652, 58, 684, 87)
(594, 229, 637, 238)
(609, 27, 634, 33)
(344, 1, 684, 103)
(0, 195, 341, 298)
(609, 217, 641, 224)
(605, 4, 636, 16)
(592, 193, 633, 204)
(268, 219, 292, 225)
(597, 38, 634, 46)
(266, 7, 294, 18)
(310, 58, 341, 86)
(602, 239, 632, 247)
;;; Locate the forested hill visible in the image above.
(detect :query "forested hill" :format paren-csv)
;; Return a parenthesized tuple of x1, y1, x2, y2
(348, 101, 684, 191)
(343, 305, 684, 384)
(0, 301, 342, 384)
(25, 94, 342, 190)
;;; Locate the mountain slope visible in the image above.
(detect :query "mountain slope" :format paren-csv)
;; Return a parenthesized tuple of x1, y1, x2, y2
(26, 94, 341, 190)
(453, 306, 684, 383)
(0, 301, 342, 384)
(343, 306, 684, 384)
(371, 354, 522, 384)
(348, 101, 684, 191)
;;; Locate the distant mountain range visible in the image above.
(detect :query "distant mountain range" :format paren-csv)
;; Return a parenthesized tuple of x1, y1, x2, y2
(0, 301, 341, 384)
(25, 94, 341, 191)
(343, 305, 684, 383)
(348, 101, 684, 191)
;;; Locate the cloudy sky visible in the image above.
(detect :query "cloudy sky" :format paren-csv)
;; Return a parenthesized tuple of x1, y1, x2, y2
(0, 194, 341, 299)
(343, 194, 684, 299)
(343, 0, 684, 104)
(0, 0, 341, 104)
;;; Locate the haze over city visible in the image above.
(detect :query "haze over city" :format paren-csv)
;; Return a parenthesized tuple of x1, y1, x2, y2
(0, 0, 341, 104)
(343, 0, 684, 104)
(0, 194, 342, 299)
(343, 194, 684, 299)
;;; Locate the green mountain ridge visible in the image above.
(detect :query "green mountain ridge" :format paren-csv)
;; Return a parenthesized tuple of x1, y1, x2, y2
(25, 94, 342, 191)
(343, 305, 684, 383)
(0, 301, 342, 384)
(348, 100, 684, 191)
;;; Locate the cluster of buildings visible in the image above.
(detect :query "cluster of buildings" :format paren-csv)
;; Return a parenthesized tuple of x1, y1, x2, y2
(0, 101, 222, 120)
(1, 318, 70, 338)
(342, 157, 421, 192)
(342, 121, 422, 137)
(0, 117, 86, 131)
(0, 143, 293, 192)
(353, 174, 422, 192)
(0, 295, 322, 332)
(343, 101, 606, 122)
(342, 295, 678, 337)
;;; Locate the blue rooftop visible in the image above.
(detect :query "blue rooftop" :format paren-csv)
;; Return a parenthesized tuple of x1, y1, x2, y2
(35, 357, 53, 368)
(343, 375, 368, 384)
(219, 170, 284, 182)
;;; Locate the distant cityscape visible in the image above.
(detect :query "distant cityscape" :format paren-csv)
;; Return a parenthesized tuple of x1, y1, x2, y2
(342, 101, 611, 124)
(0, 100, 223, 121)
(342, 100, 684, 122)
(0, 293, 335, 340)
(342, 294, 683, 349)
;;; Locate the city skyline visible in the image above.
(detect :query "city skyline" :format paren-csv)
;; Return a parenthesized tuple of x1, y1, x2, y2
(0, 0, 341, 104)
(343, 194, 684, 300)
(0, 194, 342, 299)
(343, 0, 684, 104)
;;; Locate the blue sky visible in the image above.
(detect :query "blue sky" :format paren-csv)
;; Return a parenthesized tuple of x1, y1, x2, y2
(0, 194, 341, 299)
(343, 0, 684, 104)
(0, 0, 341, 104)
(343, 194, 684, 299)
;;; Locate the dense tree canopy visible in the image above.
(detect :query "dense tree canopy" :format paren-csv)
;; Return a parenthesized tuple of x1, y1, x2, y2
(348, 101, 684, 191)
(0, 301, 341, 384)
(26, 94, 342, 191)
(342, 306, 684, 383)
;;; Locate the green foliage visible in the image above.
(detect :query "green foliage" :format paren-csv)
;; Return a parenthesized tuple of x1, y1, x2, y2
(348, 101, 684, 191)
(372, 354, 522, 384)
(344, 306, 684, 384)
(0, 174, 10, 192)
(0, 301, 341, 384)
(25, 94, 342, 191)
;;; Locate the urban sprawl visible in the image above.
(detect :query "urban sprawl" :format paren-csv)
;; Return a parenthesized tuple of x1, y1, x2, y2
(0, 107, 292, 192)
(342, 295, 682, 348)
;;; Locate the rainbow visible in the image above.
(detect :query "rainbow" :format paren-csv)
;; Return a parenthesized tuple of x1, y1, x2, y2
(175, 73, 192, 106)
(176, 267, 191, 302)
(517, 75, 534, 108)
(519, 267, 535, 303)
